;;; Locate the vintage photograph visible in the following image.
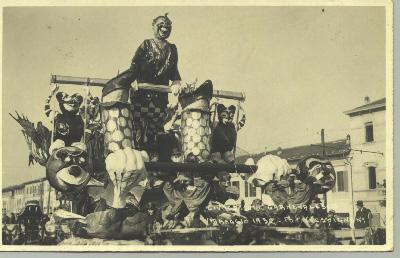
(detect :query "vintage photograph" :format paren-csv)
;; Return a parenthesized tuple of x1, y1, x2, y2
(1, 1, 393, 251)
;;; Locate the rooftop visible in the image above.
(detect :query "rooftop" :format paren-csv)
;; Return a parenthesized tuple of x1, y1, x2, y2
(344, 98, 386, 117)
(236, 139, 350, 164)
(2, 177, 47, 193)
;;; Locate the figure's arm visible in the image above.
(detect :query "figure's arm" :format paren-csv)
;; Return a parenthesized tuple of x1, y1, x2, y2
(170, 44, 182, 96)
(44, 84, 60, 119)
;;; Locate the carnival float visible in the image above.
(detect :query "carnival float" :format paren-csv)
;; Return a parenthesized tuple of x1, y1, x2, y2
(4, 14, 375, 245)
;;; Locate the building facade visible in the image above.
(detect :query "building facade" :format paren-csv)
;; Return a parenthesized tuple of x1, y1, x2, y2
(344, 97, 386, 226)
(2, 178, 58, 216)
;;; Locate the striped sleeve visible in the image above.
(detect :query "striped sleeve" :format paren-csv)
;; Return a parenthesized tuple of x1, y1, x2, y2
(44, 94, 56, 118)
(237, 114, 246, 131)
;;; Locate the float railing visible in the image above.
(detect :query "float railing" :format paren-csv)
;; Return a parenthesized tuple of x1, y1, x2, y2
(50, 75, 246, 101)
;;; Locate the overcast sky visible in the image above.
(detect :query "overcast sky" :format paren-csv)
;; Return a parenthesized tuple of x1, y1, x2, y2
(2, 6, 386, 187)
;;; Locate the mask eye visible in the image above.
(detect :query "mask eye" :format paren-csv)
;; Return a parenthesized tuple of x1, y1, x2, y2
(325, 164, 333, 169)
(79, 157, 86, 164)
(313, 164, 322, 169)
(54, 149, 68, 160)
(64, 156, 71, 163)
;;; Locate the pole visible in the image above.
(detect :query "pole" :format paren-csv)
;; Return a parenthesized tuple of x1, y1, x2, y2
(321, 129, 327, 207)
(347, 156, 356, 230)
(344, 135, 356, 231)
(321, 129, 326, 156)
(233, 101, 241, 158)
(46, 184, 51, 215)
(82, 81, 89, 143)
(50, 75, 246, 101)
(144, 162, 257, 174)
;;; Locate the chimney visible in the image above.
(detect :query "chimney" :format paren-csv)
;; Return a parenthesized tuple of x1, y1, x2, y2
(364, 96, 370, 104)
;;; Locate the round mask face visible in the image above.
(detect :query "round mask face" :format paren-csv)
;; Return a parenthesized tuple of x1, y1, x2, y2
(298, 156, 336, 193)
(57, 92, 83, 113)
(46, 146, 91, 193)
(152, 17, 172, 40)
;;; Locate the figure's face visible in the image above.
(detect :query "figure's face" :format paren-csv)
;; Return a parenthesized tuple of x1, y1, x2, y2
(46, 146, 91, 192)
(171, 148, 183, 163)
(303, 157, 336, 193)
(153, 17, 172, 40)
(252, 203, 261, 211)
(57, 92, 83, 113)
(87, 97, 100, 118)
(219, 111, 229, 125)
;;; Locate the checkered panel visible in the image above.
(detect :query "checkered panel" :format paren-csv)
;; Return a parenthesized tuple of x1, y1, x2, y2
(130, 101, 167, 150)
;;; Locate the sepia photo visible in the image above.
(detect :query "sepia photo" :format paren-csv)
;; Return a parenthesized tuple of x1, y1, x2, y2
(0, 0, 394, 252)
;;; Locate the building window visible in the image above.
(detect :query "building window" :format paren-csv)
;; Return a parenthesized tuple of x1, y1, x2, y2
(249, 184, 257, 197)
(244, 182, 257, 197)
(365, 122, 374, 142)
(368, 166, 377, 189)
(336, 171, 348, 192)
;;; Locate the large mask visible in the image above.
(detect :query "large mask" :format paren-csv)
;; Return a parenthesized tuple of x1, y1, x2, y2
(152, 14, 172, 40)
(56, 92, 83, 114)
(217, 104, 236, 125)
(296, 156, 336, 193)
(46, 146, 101, 193)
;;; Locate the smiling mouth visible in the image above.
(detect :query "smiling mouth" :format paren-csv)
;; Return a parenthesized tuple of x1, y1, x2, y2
(56, 166, 90, 187)
(159, 28, 170, 36)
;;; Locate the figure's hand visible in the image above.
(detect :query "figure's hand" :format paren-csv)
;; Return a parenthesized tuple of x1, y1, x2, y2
(105, 148, 149, 209)
(171, 84, 181, 96)
(247, 155, 291, 186)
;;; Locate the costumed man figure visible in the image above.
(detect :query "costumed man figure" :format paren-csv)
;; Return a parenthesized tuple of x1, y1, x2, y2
(44, 84, 84, 152)
(211, 104, 246, 163)
(102, 13, 182, 160)
(74, 14, 182, 240)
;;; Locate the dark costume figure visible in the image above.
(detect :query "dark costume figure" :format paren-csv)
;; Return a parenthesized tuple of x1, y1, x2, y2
(45, 86, 84, 147)
(211, 104, 245, 163)
(80, 95, 106, 181)
(102, 13, 181, 156)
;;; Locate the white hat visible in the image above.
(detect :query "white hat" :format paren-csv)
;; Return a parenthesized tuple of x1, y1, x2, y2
(247, 155, 291, 186)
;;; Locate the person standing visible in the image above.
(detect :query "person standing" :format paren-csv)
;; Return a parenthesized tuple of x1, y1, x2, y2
(354, 200, 372, 229)
(102, 13, 182, 157)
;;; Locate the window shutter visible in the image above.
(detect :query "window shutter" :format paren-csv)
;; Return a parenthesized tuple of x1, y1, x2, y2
(245, 182, 249, 197)
(337, 171, 344, 192)
(343, 171, 349, 192)
(369, 167, 377, 189)
(365, 122, 374, 142)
